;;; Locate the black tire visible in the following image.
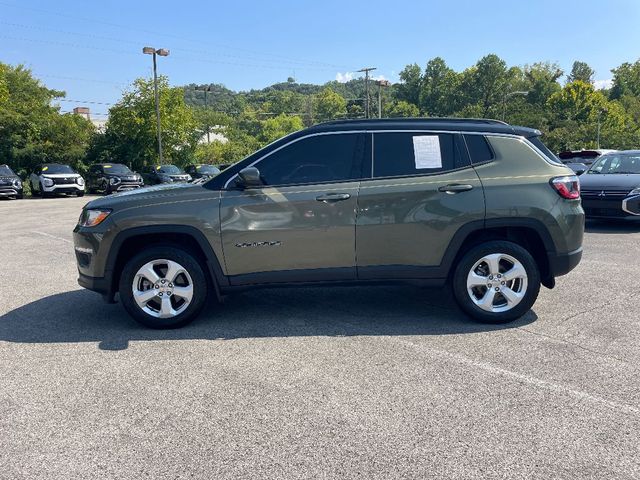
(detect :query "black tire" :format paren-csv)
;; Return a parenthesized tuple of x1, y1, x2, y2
(119, 246, 208, 329)
(452, 240, 540, 324)
(16, 194, 23, 199)
(39, 183, 49, 198)
(76, 191, 85, 197)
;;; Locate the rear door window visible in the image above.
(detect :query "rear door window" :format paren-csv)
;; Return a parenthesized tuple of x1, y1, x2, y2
(372, 132, 467, 178)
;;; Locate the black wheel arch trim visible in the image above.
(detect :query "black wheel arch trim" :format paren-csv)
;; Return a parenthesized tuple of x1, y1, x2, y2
(104, 224, 227, 300)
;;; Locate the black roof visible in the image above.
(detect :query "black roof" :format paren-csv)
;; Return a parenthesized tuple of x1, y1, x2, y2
(306, 118, 541, 137)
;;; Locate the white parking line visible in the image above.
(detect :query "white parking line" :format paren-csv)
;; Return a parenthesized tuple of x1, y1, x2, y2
(32, 231, 73, 244)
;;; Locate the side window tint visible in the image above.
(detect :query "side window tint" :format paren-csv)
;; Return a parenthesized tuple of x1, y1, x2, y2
(257, 133, 362, 186)
(373, 133, 464, 178)
(464, 134, 494, 164)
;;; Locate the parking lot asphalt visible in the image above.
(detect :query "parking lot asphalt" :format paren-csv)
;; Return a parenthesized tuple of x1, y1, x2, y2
(1, 195, 639, 479)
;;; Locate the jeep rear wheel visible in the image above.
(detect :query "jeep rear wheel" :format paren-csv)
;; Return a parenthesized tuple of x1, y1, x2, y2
(452, 241, 540, 324)
(119, 246, 207, 328)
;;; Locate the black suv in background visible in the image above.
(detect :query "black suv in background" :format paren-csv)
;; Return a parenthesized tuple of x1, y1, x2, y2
(0, 164, 23, 199)
(184, 164, 221, 181)
(86, 163, 144, 195)
(141, 165, 191, 185)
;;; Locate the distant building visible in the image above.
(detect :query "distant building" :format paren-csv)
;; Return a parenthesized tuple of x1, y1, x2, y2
(73, 107, 107, 133)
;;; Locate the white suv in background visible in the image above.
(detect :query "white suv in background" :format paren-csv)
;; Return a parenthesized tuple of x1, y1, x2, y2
(30, 163, 85, 197)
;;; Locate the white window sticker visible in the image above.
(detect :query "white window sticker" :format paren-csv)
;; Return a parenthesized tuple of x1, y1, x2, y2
(413, 135, 442, 169)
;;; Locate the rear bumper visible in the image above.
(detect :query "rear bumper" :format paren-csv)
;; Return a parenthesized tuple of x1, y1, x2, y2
(548, 247, 582, 277)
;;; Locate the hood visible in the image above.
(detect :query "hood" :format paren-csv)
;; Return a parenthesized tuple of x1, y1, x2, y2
(579, 173, 640, 191)
(84, 182, 207, 210)
(103, 172, 140, 181)
(41, 173, 82, 178)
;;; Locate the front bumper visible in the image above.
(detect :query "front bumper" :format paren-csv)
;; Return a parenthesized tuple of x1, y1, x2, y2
(0, 186, 22, 197)
(113, 182, 143, 192)
(582, 195, 640, 218)
(43, 184, 84, 193)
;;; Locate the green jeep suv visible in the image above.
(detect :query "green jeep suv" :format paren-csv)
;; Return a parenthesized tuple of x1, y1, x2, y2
(73, 119, 584, 328)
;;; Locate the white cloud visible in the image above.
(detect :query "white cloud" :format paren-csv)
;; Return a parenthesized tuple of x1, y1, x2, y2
(594, 79, 613, 90)
(335, 71, 355, 83)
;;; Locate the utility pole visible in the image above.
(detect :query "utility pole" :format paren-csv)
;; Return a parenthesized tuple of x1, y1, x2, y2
(358, 67, 377, 119)
(195, 85, 212, 143)
(376, 79, 390, 118)
(143, 47, 170, 163)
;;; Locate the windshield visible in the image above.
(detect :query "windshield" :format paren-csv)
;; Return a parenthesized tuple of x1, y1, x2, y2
(0, 166, 16, 176)
(42, 164, 75, 174)
(157, 165, 182, 174)
(196, 165, 220, 175)
(587, 154, 640, 174)
(102, 164, 132, 174)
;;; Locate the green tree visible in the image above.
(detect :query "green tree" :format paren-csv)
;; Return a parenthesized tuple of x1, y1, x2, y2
(610, 60, 640, 99)
(567, 61, 595, 84)
(312, 87, 347, 123)
(460, 54, 511, 117)
(395, 63, 422, 106)
(259, 114, 304, 143)
(419, 57, 461, 116)
(384, 100, 419, 117)
(103, 76, 197, 171)
(0, 62, 94, 175)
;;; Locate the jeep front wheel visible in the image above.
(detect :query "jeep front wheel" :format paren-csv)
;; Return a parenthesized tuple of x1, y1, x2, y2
(119, 246, 207, 328)
(452, 241, 540, 324)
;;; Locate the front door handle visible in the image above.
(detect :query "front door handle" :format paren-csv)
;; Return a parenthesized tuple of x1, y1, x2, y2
(316, 193, 351, 202)
(438, 184, 474, 194)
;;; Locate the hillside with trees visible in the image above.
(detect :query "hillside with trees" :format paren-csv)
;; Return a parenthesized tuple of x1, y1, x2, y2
(3, 54, 640, 173)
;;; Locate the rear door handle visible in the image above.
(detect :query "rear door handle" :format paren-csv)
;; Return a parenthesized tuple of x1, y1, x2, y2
(438, 184, 474, 194)
(316, 193, 351, 202)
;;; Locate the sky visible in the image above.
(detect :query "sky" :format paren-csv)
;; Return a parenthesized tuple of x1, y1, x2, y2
(2, 0, 640, 118)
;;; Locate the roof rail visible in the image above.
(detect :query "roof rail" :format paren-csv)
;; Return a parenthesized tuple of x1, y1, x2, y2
(318, 117, 510, 126)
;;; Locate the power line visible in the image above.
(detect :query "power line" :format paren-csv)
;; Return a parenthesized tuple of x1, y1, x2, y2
(0, 34, 343, 72)
(54, 98, 114, 106)
(0, 2, 354, 70)
(0, 21, 350, 70)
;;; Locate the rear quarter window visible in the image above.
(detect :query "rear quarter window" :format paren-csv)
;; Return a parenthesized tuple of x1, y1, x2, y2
(485, 136, 552, 166)
(464, 134, 494, 164)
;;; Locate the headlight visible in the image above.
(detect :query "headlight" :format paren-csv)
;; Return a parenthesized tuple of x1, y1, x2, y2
(77, 177, 85, 186)
(160, 175, 173, 182)
(13, 179, 22, 187)
(78, 209, 111, 227)
(42, 177, 54, 187)
(109, 177, 121, 185)
(186, 174, 192, 181)
(629, 187, 640, 196)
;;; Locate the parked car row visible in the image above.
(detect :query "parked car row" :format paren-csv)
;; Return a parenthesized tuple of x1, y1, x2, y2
(0, 163, 223, 200)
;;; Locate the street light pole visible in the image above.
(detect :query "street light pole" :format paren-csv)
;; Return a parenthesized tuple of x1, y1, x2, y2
(597, 108, 607, 149)
(376, 80, 390, 118)
(502, 90, 529, 121)
(143, 46, 170, 163)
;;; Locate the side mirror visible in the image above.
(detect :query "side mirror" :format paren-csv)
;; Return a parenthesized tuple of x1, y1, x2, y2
(575, 168, 586, 176)
(237, 167, 263, 188)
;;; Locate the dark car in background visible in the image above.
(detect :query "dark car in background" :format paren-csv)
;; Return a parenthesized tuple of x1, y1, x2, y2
(0, 164, 23, 199)
(141, 165, 191, 185)
(86, 163, 144, 195)
(184, 164, 221, 181)
(580, 150, 640, 219)
(559, 149, 616, 175)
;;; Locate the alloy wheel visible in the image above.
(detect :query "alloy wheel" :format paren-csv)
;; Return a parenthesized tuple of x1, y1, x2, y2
(466, 253, 528, 313)
(132, 259, 194, 318)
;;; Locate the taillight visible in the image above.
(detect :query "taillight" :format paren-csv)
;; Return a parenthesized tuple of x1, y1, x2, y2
(550, 175, 580, 199)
